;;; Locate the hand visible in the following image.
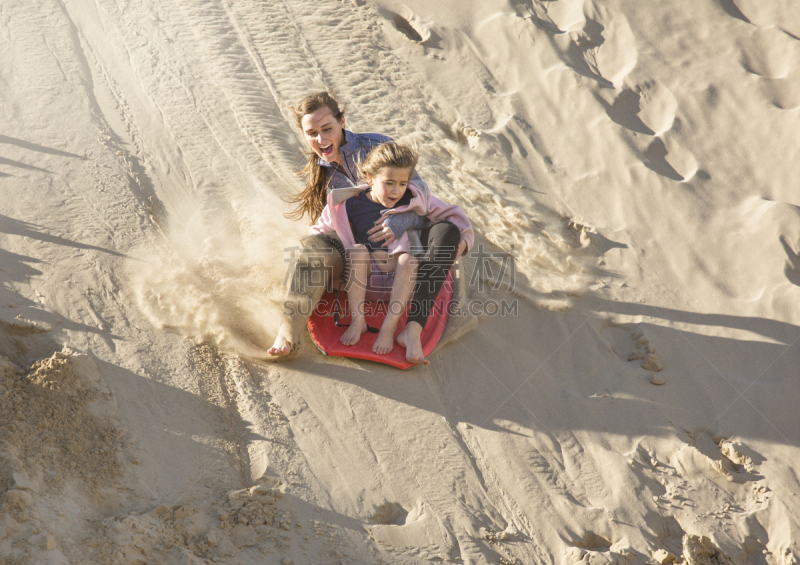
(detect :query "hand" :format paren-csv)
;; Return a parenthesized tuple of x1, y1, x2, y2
(456, 240, 467, 260)
(367, 222, 396, 247)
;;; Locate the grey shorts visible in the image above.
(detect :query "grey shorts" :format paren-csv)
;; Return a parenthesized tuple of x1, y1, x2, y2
(365, 259, 395, 302)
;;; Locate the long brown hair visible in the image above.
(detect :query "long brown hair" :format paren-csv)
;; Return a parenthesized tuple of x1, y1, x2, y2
(285, 92, 345, 224)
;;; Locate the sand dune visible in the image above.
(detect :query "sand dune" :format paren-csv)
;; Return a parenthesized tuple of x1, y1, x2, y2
(1, 0, 798, 563)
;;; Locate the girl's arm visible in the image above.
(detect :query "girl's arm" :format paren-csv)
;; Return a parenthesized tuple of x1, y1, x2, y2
(367, 211, 425, 247)
(383, 212, 426, 237)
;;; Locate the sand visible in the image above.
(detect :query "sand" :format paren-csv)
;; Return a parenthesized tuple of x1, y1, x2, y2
(0, 0, 799, 563)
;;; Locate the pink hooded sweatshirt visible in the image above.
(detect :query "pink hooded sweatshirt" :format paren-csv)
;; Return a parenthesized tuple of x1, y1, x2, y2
(309, 181, 474, 256)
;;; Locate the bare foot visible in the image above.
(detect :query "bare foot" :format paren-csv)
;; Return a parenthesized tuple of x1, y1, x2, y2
(396, 322, 429, 366)
(340, 318, 368, 346)
(372, 325, 396, 355)
(268, 322, 296, 356)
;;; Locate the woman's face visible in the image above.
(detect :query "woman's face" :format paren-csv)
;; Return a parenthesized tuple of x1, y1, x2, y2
(301, 107, 345, 165)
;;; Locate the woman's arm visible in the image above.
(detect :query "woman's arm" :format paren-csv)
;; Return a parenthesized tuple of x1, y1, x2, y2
(308, 203, 336, 236)
(385, 211, 426, 237)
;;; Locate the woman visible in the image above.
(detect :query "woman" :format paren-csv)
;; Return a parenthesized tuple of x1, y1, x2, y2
(268, 92, 470, 365)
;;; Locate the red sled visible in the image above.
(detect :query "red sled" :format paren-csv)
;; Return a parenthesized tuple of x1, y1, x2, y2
(307, 271, 453, 370)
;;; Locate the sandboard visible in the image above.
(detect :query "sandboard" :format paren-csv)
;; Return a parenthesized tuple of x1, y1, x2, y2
(307, 271, 453, 370)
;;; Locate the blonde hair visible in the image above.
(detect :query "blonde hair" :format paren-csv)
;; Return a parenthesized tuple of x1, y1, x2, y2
(284, 92, 345, 224)
(357, 142, 419, 184)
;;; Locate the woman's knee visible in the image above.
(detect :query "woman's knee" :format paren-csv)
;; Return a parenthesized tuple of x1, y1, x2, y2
(288, 235, 345, 294)
(299, 235, 344, 269)
(428, 222, 461, 261)
(430, 221, 461, 244)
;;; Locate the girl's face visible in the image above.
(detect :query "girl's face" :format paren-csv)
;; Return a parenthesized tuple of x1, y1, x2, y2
(367, 166, 413, 208)
(301, 107, 345, 165)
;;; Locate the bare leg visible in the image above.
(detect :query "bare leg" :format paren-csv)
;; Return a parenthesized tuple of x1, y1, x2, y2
(373, 253, 417, 355)
(267, 322, 295, 356)
(269, 235, 343, 356)
(340, 245, 370, 346)
(396, 321, 429, 366)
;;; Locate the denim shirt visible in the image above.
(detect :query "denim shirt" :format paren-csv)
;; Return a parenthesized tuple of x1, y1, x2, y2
(319, 130, 427, 192)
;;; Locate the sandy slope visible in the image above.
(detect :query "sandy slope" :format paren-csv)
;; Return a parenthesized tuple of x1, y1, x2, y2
(0, 0, 799, 563)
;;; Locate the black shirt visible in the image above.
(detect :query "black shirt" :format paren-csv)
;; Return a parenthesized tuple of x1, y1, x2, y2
(345, 188, 412, 252)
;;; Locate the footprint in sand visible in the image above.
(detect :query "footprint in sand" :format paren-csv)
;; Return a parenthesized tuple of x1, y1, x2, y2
(380, 9, 438, 47)
(605, 80, 677, 136)
(635, 81, 678, 136)
(565, 217, 596, 248)
(758, 76, 800, 110)
(392, 13, 423, 42)
(730, 0, 800, 39)
(600, 324, 664, 382)
(644, 136, 698, 182)
(718, 439, 757, 473)
(739, 27, 798, 79)
(573, 4, 638, 88)
(660, 137, 698, 182)
(563, 532, 635, 565)
(727, 4, 800, 110)
(626, 328, 665, 381)
(369, 501, 408, 525)
(453, 122, 483, 151)
(367, 502, 452, 561)
(686, 431, 759, 483)
(524, 0, 585, 34)
(736, 26, 800, 109)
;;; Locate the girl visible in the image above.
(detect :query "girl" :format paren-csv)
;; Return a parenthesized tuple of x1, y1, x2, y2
(309, 142, 473, 364)
(268, 92, 471, 364)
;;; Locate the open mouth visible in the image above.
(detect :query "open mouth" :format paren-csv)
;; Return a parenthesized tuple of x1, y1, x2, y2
(319, 143, 334, 157)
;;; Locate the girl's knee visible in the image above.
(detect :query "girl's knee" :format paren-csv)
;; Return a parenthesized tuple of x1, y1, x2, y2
(396, 253, 418, 275)
(347, 245, 371, 273)
(397, 252, 417, 266)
